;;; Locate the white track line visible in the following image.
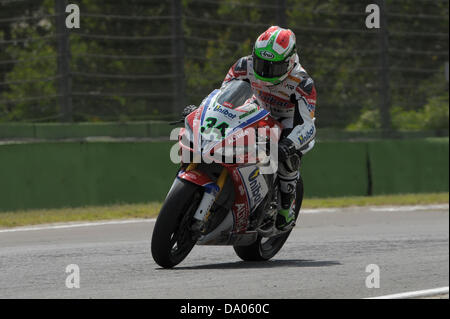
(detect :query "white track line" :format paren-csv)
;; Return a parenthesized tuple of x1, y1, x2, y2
(370, 204, 449, 212)
(366, 287, 449, 299)
(0, 218, 156, 234)
(0, 203, 447, 234)
(301, 208, 338, 214)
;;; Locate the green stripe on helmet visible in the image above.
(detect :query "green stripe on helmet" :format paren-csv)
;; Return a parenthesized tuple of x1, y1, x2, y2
(254, 30, 285, 62)
(253, 72, 282, 85)
(254, 29, 295, 62)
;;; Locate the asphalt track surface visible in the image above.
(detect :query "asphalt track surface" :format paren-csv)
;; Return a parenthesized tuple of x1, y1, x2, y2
(0, 205, 448, 299)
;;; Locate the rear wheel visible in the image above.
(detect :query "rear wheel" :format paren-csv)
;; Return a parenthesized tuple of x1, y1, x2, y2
(151, 179, 202, 268)
(233, 176, 304, 261)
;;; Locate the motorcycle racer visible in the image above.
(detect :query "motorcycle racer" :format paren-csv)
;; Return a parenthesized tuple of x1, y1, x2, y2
(183, 26, 317, 231)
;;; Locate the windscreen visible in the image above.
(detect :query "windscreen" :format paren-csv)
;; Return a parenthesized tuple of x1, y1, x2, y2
(217, 80, 253, 109)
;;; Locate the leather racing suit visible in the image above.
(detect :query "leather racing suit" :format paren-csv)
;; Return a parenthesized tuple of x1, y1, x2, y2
(222, 54, 317, 215)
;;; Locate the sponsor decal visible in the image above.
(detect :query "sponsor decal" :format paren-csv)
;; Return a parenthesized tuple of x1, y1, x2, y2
(248, 168, 263, 205)
(230, 166, 250, 232)
(213, 104, 237, 120)
(270, 105, 294, 115)
(223, 102, 234, 108)
(278, 91, 290, 98)
(232, 128, 251, 140)
(249, 168, 260, 181)
(179, 171, 197, 180)
(256, 90, 291, 109)
(287, 74, 301, 83)
(306, 103, 315, 113)
(298, 127, 315, 145)
(284, 82, 295, 90)
(251, 81, 262, 89)
(234, 203, 247, 231)
(260, 50, 274, 59)
(238, 107, 257, 119)
(188, 172, 198, 180)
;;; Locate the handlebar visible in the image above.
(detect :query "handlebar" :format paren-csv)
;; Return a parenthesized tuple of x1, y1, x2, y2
(169, 118, 184, 125)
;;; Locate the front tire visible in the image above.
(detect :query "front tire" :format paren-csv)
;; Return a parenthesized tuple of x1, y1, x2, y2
(233, 176, 304, 261)
(151, 179, 202, 268)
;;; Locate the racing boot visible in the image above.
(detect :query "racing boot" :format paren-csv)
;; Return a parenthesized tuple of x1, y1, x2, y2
(276, 138, 301, 230)
(275, 173, 298, 230)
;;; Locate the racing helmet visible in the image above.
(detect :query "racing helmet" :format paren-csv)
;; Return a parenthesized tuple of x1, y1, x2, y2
(252, 26, 298, 86)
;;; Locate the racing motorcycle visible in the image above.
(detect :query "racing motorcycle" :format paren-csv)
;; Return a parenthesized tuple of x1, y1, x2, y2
(151, 80, 304, 268)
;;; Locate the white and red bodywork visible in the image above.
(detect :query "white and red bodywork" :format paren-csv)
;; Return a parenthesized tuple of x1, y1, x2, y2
(176, 88, 282, 242)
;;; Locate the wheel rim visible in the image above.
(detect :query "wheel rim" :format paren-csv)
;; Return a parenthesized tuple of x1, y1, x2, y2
(259, 233, 290, 259)
(167, 192, 201, 263)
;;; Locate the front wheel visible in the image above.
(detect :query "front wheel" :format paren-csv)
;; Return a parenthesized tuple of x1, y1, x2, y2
(151, 179, 202, 268)
(233, 176, 304, 261)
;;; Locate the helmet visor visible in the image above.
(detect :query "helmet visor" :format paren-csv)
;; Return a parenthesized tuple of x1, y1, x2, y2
(252, 52, 289, 79)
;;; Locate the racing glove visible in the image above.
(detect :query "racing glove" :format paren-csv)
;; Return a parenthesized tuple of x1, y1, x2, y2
(278, 138, 297, 162)
(182, 105, 197, 118)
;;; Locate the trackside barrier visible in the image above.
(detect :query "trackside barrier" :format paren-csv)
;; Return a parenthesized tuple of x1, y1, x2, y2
(0, 142, 178, 212)
(0, 138, 448, 212)
(368, 138, 449, 195)
(1, 123, 447, 141)
(300, 141, 368, 197)
(0, 122, 173, 140)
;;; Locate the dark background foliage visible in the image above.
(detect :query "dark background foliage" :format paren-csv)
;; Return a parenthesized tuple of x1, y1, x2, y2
(0, 0, 448, 131)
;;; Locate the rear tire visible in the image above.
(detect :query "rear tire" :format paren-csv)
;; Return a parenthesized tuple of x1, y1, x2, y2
(151, 179, 202, 268)
(233, 176, 304, 261)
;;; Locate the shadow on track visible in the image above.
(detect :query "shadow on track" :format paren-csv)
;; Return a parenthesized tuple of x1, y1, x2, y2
(157, 259, 341, 270)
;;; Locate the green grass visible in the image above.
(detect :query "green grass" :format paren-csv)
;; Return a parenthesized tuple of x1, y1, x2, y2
(0, 192, 448, 229)
(0, 203, 161, 229)
(302, 192, 449, 208)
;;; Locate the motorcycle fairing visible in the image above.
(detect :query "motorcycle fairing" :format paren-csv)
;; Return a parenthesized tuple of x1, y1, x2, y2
(228, 166, 251, 233)
(177, 84, 278, 243)
(228, 165, 269, 233)
(200, 108, 271, 158)
(236, 165, 268, 211)
(195, 165, 252, 244)
(177, 168, 214, 187)
(195, 88, 271, 159)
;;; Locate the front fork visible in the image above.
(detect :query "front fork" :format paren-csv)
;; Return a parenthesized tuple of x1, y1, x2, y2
(185, 164, 228, 228)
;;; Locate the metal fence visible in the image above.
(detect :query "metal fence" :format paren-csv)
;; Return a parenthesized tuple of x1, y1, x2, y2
(0, 0, 448, 132)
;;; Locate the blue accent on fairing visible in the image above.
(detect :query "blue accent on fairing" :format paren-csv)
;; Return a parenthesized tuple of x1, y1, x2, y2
(200, 89, 220, 125)
(204, 182, 220, 194)
(201, 108, 271, 155)
(201, 89, 267, 134)
(231, 109, 270, 134)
